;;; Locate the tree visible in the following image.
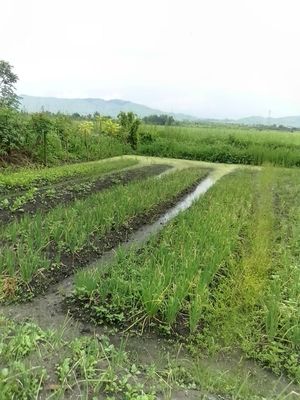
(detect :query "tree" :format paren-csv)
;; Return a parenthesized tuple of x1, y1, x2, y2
(0, 60, 20, 109)
(54, 114, 72, 153)
(0, 108, 24, 156)
(143, 114, 175, 126)
(78, 121, 93, 158)
(117, 112, 140, 149)
(30, 113, 53, 165)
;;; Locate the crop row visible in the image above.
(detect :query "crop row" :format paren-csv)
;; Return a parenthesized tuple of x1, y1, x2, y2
(72, 166, 300, 381)
(0, 157, 137, 192)
(0, 164, 170, 224)
(0, 167, 208, 300)
(199, 167, 300, 382)
(73, 169, 255, 332)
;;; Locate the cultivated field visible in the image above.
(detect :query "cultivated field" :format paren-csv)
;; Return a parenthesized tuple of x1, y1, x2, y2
(0, 155, 299, 399)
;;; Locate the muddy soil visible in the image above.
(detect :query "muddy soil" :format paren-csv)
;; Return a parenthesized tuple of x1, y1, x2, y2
(10, 172, 208, 301)
(0, 164, 171, 224)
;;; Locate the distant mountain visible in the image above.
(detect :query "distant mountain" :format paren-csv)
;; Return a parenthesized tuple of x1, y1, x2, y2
(20, 94, 196, 121)
(19, 95, 300, 127)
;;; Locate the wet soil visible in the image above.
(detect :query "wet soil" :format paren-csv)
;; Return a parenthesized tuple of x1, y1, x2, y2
(0, 164, 171, 224)
(12, 173, 209, 301)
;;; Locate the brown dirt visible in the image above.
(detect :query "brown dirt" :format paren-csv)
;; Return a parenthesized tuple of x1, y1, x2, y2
(0, 164, 171, 224)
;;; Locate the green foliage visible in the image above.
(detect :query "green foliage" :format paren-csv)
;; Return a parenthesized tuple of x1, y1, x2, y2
(73, 169, 254, 332)
(118, 111, 141, 149)
(0, 108, 25, 156)
(0, 158, 136, 191)
(0, 317, 156, 399)
(0, 60, 19, 109)
(53, 114, 72, 151)
(0, 361, 46, 400)
(29, 113, 53, 165)
(192, 167, 300, 382)
(0, 167, 207, 296)
(138, 125, 300, 167)
(101, 117, 121, 136)
(72, 166, 300, 382)
(143, 114, 176, 125)
(0, 110, 132, 166)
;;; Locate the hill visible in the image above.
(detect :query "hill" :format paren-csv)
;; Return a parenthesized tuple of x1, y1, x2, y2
(19, 94, 196, 120)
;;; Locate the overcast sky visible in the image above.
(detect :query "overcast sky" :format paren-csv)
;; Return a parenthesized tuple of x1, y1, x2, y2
(2, 0, 300, 118)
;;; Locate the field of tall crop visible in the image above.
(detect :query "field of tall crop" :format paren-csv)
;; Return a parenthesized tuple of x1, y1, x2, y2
(138, 124, 300, 167)
(0, 155, 299, 399)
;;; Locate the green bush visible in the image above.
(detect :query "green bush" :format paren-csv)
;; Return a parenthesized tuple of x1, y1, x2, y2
(0, 108, 25, 156)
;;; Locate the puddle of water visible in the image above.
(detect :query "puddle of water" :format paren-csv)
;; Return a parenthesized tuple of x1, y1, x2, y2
(159, 177, 214, 224)
(126, 168, 230, 247)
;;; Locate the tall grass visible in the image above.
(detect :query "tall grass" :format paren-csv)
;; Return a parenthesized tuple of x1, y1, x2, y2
(138, 125, 300, 167)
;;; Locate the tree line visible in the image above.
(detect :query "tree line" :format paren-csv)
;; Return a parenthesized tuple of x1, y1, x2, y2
(0, 61, 142, 165)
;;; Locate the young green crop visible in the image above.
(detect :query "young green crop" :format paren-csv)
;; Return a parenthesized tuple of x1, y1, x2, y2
(73, 169, 255, 333)
(73, 166, 300, 381)
(0, 316, 158, 399)
(192, 167, 300, 382)
(0, 157, 137, 192)
(0, 167, 208, 298)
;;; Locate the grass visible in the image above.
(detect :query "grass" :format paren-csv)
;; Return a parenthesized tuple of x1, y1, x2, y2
(0, 315, 295, 399)
(0, 316, 157, 399)
(0, 167, 208, 299)
(0, 157, 137, 192)
(138, 124, 300, 167)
